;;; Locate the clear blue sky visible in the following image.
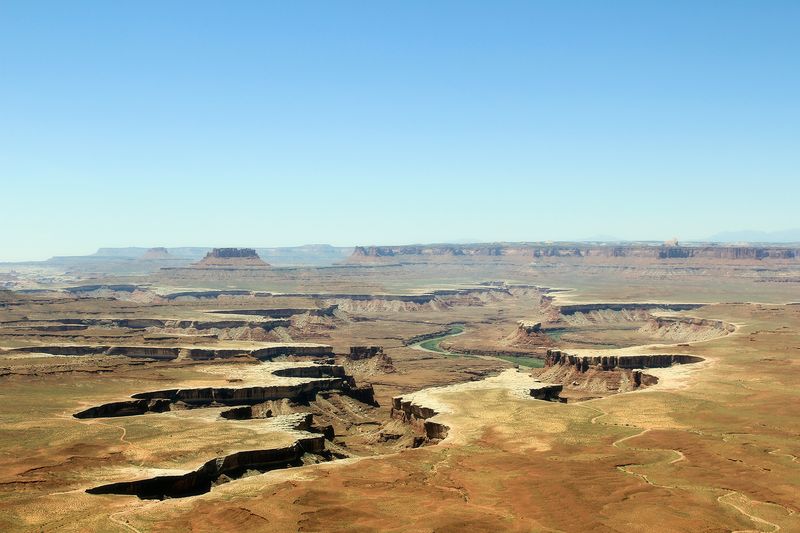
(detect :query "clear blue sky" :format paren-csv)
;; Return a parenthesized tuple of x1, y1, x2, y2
(1, 1, 798, 260)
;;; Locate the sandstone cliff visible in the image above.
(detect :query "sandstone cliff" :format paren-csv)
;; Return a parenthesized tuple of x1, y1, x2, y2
(534, 349, 704, 399)
(544, 349, 704, 371)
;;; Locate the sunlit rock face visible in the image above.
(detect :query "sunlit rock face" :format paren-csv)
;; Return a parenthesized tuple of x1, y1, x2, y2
(194, 248, 271, 267)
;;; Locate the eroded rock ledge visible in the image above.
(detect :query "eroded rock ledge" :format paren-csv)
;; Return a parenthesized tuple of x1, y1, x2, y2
(80, 363, 416, 500)
(544, 350, 704, 371)
(208, 305, 338, 318)
(536, 349, 705, 400)
(391, 396, 449, 445)
(73, 364, 375, 419)
(3, 343, 333, 361)
(556, 303, 702, 315)
(86, 414, 326, 499)
(639, 316, 736, 341)
(0, 316, 291, 331)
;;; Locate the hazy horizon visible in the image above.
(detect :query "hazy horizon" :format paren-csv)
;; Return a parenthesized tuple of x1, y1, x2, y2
(2, 2, 798, 261)
(5, 230, 800, 263)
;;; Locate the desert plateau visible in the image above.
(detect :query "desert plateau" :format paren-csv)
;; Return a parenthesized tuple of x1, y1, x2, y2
(3, 2, 799, 531)
(0, 243, 798, 531)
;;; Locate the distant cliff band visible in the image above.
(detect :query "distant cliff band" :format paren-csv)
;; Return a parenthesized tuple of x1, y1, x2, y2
(350, 243, 799, 260)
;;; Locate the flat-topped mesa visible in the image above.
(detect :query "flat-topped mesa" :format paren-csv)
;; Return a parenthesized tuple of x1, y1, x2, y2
(140, 247, 172, 260)
(544, 349, 704, 372)
(537, 349, 705, 399)
(209, 247, 260, 259)
(194, 248, 270, 268)
(349, 243, 800, 262)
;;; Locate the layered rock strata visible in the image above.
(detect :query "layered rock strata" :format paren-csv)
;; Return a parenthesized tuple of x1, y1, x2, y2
(209, 305, 338, 318)
(0, 317, 291, 331)
(557, 303, 702, 315)
(4, 343, 333, 361)
(638, 316, 736, 341)
(544, 349, 704, 371)
(73, 364, 375, 418)
(391, 396, 449, 443)
(348, 346, 384, 360)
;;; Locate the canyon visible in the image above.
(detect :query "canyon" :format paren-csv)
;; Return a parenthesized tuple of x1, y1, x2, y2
(0, 244, 798, 532)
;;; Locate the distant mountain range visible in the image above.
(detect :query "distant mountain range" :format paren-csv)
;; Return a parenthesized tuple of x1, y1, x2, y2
(705, 229, 800, 243)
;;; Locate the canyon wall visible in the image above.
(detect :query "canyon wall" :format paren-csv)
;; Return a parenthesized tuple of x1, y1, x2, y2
(638, 316, 736, 342)
(557, 303, 702, 315)
(391, 396, 449, 442)
(544, 349, 704, 371)
(86, 414, 326, 499)
(535, 349, 705, 398)
(350, 243, 800, 261)
(74, 364, 375, 418)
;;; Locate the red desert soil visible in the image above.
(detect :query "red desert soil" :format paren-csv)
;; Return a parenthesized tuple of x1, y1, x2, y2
(0, 253, 798, 532)
(87, 304, 800, 533)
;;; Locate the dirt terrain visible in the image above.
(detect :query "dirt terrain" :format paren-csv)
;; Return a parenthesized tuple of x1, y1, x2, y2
(0, 245, 798, 532)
